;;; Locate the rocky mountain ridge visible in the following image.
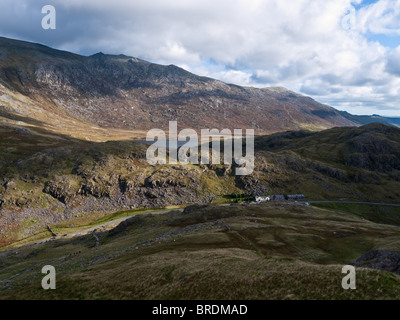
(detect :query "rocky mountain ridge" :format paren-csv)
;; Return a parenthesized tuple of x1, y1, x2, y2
(0, 36, 357, 137)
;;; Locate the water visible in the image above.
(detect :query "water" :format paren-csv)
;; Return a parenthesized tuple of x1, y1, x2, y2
(136, 138, 199, 149)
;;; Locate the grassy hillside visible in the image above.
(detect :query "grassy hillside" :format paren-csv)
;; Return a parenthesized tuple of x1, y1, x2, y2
(252, 123, 400, 202)
(1, 122, 400, 247)
(1, 202, 400, 300)
(312, 202, 400, 226)
(0, 122, 241, 247)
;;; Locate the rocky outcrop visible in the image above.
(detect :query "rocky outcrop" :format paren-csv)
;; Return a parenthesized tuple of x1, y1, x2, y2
(352, 250, 400, 275)
(42, 166, 209, 207)
(43, 176, 82, 204)
(235, 172, 269, 195)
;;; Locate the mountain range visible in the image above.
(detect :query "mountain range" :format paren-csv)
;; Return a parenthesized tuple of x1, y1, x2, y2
(1, 36, 398, 141)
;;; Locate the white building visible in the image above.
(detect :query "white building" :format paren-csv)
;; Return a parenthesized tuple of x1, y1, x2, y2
(256, 196, 270, 203)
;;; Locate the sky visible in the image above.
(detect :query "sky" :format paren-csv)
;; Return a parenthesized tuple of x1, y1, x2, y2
(0, 0, 400, 117)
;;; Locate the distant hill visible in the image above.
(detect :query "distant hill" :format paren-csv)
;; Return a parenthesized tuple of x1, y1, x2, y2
(255, 122, 400, 172)
(338, 111, 400, 128)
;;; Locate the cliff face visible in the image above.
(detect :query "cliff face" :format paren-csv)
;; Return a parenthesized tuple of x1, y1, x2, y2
(0, 36, 356, 137)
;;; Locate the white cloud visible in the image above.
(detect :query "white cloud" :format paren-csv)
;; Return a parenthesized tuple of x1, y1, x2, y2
(0, 0, 399, 116)
(357, 0, 400, 35)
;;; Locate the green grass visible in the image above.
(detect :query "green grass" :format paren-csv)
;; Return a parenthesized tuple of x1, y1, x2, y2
(53, 207, 162, 231)
(0, 207, 175, 252)
(312, 203, 400, 226)
(211, 197, 232, 204)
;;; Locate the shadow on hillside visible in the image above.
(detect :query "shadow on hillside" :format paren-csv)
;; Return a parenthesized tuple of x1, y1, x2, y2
(0, 108, 48, 127)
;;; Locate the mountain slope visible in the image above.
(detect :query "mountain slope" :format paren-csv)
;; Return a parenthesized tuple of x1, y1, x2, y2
(251, 123, 400, 201)
(1, 122, 400, 247)
(0, 36, 357, 137)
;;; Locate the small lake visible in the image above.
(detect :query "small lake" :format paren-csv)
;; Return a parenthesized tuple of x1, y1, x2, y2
(136, 138, 199, 149)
